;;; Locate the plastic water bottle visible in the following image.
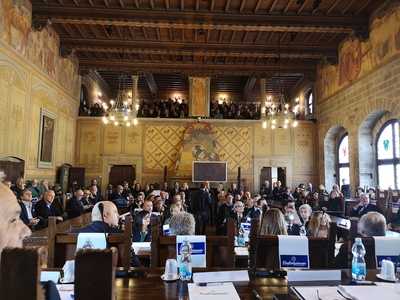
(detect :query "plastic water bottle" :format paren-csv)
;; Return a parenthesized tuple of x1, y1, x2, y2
(299, 225, 307, 236)
(351, 238, 366, 280)
(179, 240, 192, 281)
(237, 224, 246, 246)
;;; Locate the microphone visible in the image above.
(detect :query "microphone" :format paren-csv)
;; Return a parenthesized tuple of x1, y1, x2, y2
(98, 203, 108, 245)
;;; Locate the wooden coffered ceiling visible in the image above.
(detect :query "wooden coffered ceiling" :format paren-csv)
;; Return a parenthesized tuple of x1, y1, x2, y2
(31, 0, 381, 97)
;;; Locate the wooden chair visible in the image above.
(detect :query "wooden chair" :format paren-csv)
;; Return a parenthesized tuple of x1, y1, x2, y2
(75, 247, 118, 300)
(48, 216, 132, 271)
(23, 212, 93, 249)
(150, 218, 235, 268)
(249, 219, 337, 270)
(0, 247, 45, 300)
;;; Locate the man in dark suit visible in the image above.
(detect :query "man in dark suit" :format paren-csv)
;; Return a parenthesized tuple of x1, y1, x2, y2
(111, 185, 128, 209)
(18, 189, 40, 228)
(76, 201, 120, 233)
(216, 193, 234, 235)
(191, 182, 212, 234)
(244, 197, 261, 220)
(350, 193, 379, 218)
(66, 189, 85, 219)
(89, 184, 102, 204)
(34, 190, 63, 228)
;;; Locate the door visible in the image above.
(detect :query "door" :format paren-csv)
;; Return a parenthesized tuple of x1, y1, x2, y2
(109, 165, 135, 187)
(277, 167, 287, 187)
(260, 167, 272, 189)
(68, 167, 85, 189)
(0, 157, 25, 182)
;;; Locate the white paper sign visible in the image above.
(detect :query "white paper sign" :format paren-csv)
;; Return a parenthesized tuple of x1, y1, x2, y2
(40, 271, 61, 283)
(76, 233, 107, 251)
(373, 237, 400, 268)
(278, 235, 309, 269)
(163, 224, 170, 235)
(177, 235, 206, 268)
(192, 270, 249, 284)
(188, 282, 240, 300)
(392, 202, 400, 214)
(287, 270, 341, 282)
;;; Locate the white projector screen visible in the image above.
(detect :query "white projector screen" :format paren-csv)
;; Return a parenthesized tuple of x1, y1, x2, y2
(192, 161, 227, 182)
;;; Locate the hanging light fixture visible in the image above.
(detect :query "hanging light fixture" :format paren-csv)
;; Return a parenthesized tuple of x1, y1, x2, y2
(262, 35, 301, 130)
(102, 74, 139, 127)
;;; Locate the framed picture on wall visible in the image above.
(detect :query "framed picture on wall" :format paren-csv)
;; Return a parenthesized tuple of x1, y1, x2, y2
(38, 108, 56, 168)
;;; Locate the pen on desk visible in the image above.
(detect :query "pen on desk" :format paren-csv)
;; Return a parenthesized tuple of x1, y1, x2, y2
(252, 288, 262, 300)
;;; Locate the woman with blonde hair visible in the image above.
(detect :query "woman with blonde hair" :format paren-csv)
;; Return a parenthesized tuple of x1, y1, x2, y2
(307, 211, 331, 238)
(259, 208, 287, 235)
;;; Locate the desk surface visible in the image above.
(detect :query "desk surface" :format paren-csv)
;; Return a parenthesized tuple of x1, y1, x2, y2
(112, 269, 380, 300)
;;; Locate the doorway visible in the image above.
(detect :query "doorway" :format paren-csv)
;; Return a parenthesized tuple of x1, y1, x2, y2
(0, 157, 25, 182)
(260, 166, 287, 187)
(109, 165, 135, 187)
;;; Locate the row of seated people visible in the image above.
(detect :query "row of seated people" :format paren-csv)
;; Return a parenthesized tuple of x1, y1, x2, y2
(1, 173, 397, 272)
(209, 101, 261, 119)
(79, 98, 190, 118)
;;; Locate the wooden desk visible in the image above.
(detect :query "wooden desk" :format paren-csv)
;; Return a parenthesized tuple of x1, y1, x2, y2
(112, 269, 382, 300)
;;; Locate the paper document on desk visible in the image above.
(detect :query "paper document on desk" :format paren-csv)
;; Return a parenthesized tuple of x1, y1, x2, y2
(188, 282, 240, 300)
(338, 285, 400, 300)
(192, 270, 249, 283)
(131, 242, 151, 254)
(291, 286, 341, 300)
(56, 284, 74, 300)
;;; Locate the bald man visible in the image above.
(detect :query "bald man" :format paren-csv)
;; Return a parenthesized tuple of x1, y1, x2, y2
(0, 178, 31, 257)
(76, 201, 121, 233)
(0, 176, 60, 300)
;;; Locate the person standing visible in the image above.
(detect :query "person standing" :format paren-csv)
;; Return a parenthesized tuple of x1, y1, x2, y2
(191, 182, 212, 234)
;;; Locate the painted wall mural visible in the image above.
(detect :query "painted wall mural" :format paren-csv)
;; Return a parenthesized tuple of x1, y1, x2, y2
(143, 122, 252, 176)
(316, 4, 400, 101)
(0, 0, 79, 96)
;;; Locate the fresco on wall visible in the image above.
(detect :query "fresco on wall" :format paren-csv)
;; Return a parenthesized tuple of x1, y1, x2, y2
(143, 123, 252, 175)
(0, 0, 79, 95)
(316, 4, 400, 101)
(175, 123, 219, 175)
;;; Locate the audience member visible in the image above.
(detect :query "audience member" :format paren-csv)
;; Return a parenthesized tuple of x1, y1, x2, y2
(35, 190, 63, 227)
(11, 177, 25, 199)
(350, 193, 379, 218)
(307, 211, 331, 238)
(298, 204, 312, 226)
(66, 189, 85, 219)
(18, 189, 40, 228)
(229, 200, 247, 232)
(132, 210, 151, 242)
(191, 182, 212, 234)
(259, 208, 287, 235)
(169, 212, 196, 235)
(335, 212, 387, 268)
(76, 201, 120, 233)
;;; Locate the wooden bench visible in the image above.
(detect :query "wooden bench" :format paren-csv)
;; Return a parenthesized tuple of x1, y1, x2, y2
(248, 219, 337, 269)
(0, 247, 118, 300)
(23, 212, 93, 248)
(150, 218, 235, 268)
(48, 216, 132, 271)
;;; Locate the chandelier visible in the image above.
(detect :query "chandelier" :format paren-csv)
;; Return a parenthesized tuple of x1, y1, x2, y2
(261, 34, 300, 130)
(261, 94, 300, 129)
(102, 74, 139, 127)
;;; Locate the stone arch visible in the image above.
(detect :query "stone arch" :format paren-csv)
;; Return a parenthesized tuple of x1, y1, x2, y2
(323, 125, 348, 190)
(358, 110, 388, 188)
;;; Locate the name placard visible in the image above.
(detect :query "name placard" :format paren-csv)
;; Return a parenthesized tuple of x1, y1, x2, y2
(176, 235, 206, 268)
(278, 235, 309, 269)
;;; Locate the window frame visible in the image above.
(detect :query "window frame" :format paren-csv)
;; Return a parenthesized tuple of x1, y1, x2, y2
(337, 133, 350, 185)
(306, 89, 314, 116)
(376, 119, 400, 189)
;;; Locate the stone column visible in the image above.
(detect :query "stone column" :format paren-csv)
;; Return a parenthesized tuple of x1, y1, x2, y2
(188, 76, 210, 117)
(131, 75, 139, 103)
(348, 129, 359, 196)
(259, 78, 266, 102)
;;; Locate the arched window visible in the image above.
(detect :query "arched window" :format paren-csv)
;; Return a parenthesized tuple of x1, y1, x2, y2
(307, 91, 314, 115)
(376, 120, 400, 189)
(338, 134, 350, 185)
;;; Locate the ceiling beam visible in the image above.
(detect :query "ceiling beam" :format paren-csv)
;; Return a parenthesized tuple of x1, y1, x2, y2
(284, 0, 293, 13)
(297, 0, 308, 14)
(239, 0, 246, 13)
(327, 0, 340, 14)
(165, 0, 169, 9)
(61, 36, 337, 53)
(342, 0, 356, 15)
(356, 0, 372, 14)
(269, 0, 279, 13)
(42, 18, 359, 35)
(225, 0, 231, 12)
(254, 0, 262, 13)
(78, 58, 316, 75)
(144, 72, 158, 96)
(32, 6, 368, 34)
